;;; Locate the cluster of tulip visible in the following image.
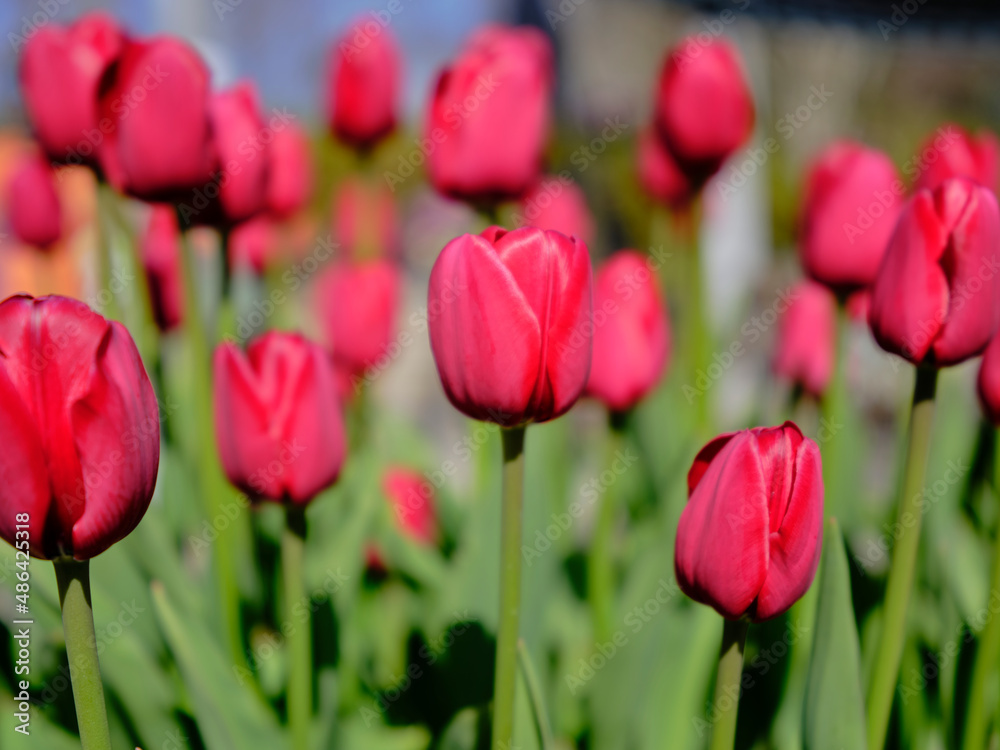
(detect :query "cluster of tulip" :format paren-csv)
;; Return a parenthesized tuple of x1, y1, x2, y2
(2, 8, 1000, 750)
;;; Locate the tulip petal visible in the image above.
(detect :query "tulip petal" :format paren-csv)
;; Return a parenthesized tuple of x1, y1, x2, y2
(687, 432, 737, 495)
(675, 432, 769, 619)
(754, 438, 824, 621)
(870, 190, 950, 363)
(428, 233, 540, 424)
(0, 363, 51, 559)
(70, 322, 160, 559)
(930, 180, 1000, 365)
(280, 346, 346, 504)
(213, 342, 282, 498)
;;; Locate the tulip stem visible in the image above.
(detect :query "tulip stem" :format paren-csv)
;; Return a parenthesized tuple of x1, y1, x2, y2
(175, 218, 243, 666)
(866, 365, 938, 750)
(821, 303, 850, 520)
(54, 558, 113, 750)
(963, 429, 1000, 750)
(588, 411, 626, 644)
(685, 200, 711, 437)
(709, 617, 749, 750)
(492, 425, 526, 750)
(283, 504, 311, 750)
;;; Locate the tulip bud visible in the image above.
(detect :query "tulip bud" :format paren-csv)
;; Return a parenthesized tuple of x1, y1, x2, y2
(516, 176, 595, 246)
(141, 205, 184, 331)
(228, 215, 277, 275)
(206, 82, 270, 225)
(675, 421, 823, 621)
(267, 123, 313, 219)
(772, 281, 836, 397)
(637, 127, 694, 208)
(801, 140, 903, 294)
(428, 226, 593, 426)
(331, 177, 398, 260)
(328, 18, 400, 150)
(914, 124, 998, 194)
(6, 154, 62, 249)
(383, 468, 437, 545)
(654, 37, 754, 187)
(19, 12, 123, 167)
(426, 25, 553, 203)
(98, 36, 214, 202)
(0, 294, 160, 559)
(316, 259, 400, 378)
(213, 331, 346, 504)
(585, 250, 670, 411)
(978, 332, 1000, 425)
(870, 177, 1000, 367)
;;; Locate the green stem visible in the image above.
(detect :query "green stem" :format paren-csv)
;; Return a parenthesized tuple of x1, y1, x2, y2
(54, 559, 113, 750)
(283, 505, 311, 750)
(517, 638, 553, 750)
(94, 183, 122, 324)
(821, 304, 850, 521)
(588, 412, 626, 644)
(963, 431, 1000, 750)
(492, 426, 526, 750)
(866, 366, 938, 750)
(175, 217, 242, 665)
(684, 200, 710, 438)
(709, 617, 749, 750)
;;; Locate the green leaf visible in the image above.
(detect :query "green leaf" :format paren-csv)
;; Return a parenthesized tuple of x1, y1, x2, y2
(151, 581, 286, 750)
(803, 518, 867, 750)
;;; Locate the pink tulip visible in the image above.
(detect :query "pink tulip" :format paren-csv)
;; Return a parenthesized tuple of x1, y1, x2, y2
(870, 178, 1000, 366)
(98, 36, 214, 202)
(331, 177, 399, 260)
(654, 37, 754, 187)
(213, 331, 346, 504)
(914, 124, 998, 194)
(267, 122, 313, 218)
(516, 176, 595, 246)
(428, 226, 592, 426)
(19, 12, 123, 167)
(328, 19, 400, 149)
(585, 250, 670, 411)
(141, 205, 184, 331)
(228, 215, 277, 275)
(801, 140, 903, 294)
(316, 259, 400, 377)
(675, 421, 823, 621)
(6, 154, 62, 249)
(637, 127, 695, 208)
(383, 467, 437, 545)
(0, 294, 160, 559)
(425, 25, 553, 203)
(772, 281, 836, 397)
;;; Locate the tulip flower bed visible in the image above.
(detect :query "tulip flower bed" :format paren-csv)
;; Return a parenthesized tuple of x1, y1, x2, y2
(1, 8, 1000, 750)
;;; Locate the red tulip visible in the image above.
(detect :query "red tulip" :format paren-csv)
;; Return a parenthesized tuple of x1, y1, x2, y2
(98, 36, 214, 202)
(869, 177, 1000, 367)
(141, 205, 184, 331)
(205, 82, 270, 225)
(6, 154, 62, 249)
(516, 176, 595, 246)
(914, 124, 998, 194)
(426, 25, 553, 203)
(328, 18, 400, 149)
(772, 281, 836, 397)
(228, 215, 277, 275)
(316, 259, 400, 377)
(978, 332, 1000, 425)
(845, 289, 871, 324)
(383, 467, 437, 545)
(0, 294, 160, 559)
(585, 250, 670, 411)
(654, 37, 754, 187)
(19, 12, 123, 167)
(675, 421, 823, 622)
(267, 122, 313, 218)
(428, 226, 592, 426)
(213, 331, 346, 504)
(801, 140, 903, 294)
(331, 176, 399, 260)
(637, 127, 694, 208)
